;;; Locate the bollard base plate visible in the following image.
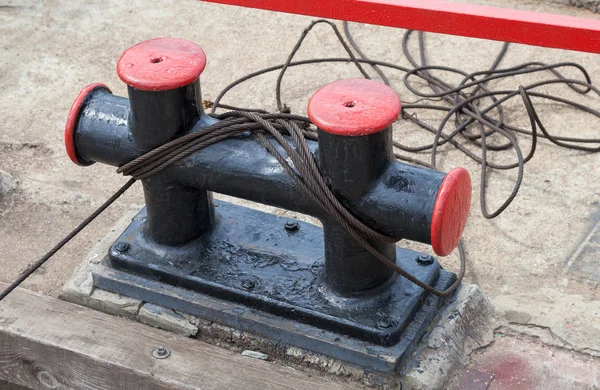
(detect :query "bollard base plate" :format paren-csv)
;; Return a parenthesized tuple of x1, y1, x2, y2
(92, 201, 456, 372)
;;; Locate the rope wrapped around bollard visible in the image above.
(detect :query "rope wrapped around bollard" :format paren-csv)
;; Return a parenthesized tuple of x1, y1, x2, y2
(117, 111, 466, 298)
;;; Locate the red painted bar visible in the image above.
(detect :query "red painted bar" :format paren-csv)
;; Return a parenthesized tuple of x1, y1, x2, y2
(202, 0, 600, 53)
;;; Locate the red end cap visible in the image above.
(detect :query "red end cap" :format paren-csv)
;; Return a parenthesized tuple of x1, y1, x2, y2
(65, 83, 111, 166)
(430, 168, 472, 256)
(307, 78, 401, 136)
(117, 37, 207, 91)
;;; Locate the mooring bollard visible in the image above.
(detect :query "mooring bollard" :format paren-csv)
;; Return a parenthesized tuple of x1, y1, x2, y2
(308, 78, 471, 295)
(64, 37, 471, 371)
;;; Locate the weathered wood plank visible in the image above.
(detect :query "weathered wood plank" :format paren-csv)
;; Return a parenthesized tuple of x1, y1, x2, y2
(0, 379, 30, 390)
(0, 285, 357, 390)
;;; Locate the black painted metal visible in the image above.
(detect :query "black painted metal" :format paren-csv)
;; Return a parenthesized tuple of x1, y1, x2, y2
(127, 83, 200, 152)
(71, 69, 457, 363)
(74, 89, 445, 244)
(130, 82, 213, 246)
(105, 201, 445, 346)
(318, 127, 397, 295)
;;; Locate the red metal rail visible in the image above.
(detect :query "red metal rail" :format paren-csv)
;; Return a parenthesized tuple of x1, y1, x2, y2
(202, 0, 600, 54)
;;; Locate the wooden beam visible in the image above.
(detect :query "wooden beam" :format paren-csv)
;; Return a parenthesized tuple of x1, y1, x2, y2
(202, 0, 600, 54)
(0, 285, 357, 390)
(0, 379, 30, 390)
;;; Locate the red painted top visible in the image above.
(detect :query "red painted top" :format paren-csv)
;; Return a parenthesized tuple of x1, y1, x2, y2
(430, 168, 471, 256)
(307, 79, 401, 136)
(65, 83, 110, 166)
(117, 37, 207, 91)
(203, 0, 600, 54)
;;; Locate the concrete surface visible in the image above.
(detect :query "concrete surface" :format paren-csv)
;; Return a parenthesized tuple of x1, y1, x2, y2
(58, 209, 143, 320)
(1, 0, 600, 389)
(138, 303, 199, 337)
(0, 170, 16, 199)
(451, 335, 600, 390)
(555, 0, 600, 12)
(401, 285, 496, 389)
(241, 350, 270, 360)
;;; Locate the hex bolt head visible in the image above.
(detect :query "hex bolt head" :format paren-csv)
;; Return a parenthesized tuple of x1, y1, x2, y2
(416, 254, 434, 266)
(152, 346, 170, 359)
(376, 317, 393, 329)
(284, 221, 299, 232)
(115, 242, 130, 253)
(241, 280, 255, 290)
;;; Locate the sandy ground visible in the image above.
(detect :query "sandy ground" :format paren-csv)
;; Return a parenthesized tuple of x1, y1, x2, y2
(1, 0, 599, 388)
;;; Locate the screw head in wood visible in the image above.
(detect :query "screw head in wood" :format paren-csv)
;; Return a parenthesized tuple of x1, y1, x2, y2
(152, 346, 170, 359)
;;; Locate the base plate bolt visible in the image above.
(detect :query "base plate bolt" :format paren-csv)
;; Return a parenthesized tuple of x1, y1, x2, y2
(284, 221, 299, 232)
(115, 242, 130, 253)
(416, 254, 434, 266)
(376, 317, 393, 329)
(152, 346, 170, 359)
(241, 280, 255, 290)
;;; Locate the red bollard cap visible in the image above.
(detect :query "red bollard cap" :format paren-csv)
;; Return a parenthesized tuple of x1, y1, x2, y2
(65, 83, 111, 166)
(117, 37, 207, 91)
(307, 78, 401, 136)
(430, 168, 472, 256)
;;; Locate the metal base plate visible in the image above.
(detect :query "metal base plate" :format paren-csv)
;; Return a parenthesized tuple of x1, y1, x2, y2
(92, 201, 456, 371)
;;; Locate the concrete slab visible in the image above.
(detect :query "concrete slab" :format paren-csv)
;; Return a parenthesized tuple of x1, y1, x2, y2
(0, 170, 16, 199)
(452, 369, 494, 390)
(241, 350, 270, 360)
(401, 285, 496, 390)
(554, 0, 600, 12)
(58, 210, 143, 320)
(494, 289, 600, 356)
(568, 214, 600, 283)
(84, 288, 142, 320)
(459, 336, 600, 390)
(59, 219, 495, 389)
(137, 303, 199, 337)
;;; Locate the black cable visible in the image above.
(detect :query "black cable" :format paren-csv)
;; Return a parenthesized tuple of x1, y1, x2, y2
(274, 19, 371, 112)
(209, 26, 600, 220)
(343, 21, 390, 85)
